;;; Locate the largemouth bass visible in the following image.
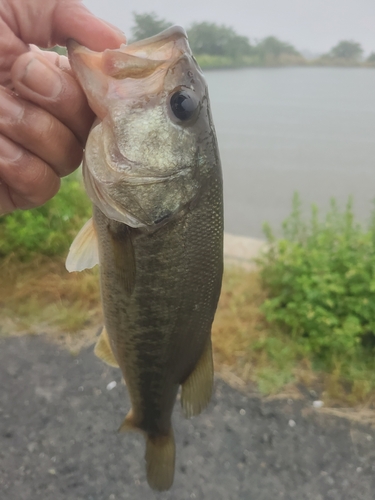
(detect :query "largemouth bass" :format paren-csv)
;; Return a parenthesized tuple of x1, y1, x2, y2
(66, 26, 223, 491)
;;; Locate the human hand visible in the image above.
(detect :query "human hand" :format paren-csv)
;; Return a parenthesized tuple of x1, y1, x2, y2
(0, 0, 126, 214)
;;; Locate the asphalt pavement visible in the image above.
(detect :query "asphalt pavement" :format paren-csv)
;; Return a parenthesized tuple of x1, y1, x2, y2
(1, 335, 375, 500)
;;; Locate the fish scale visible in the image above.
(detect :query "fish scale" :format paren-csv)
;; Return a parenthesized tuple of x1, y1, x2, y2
(66, 26, 223, 491)
(95, 167, 222, 425)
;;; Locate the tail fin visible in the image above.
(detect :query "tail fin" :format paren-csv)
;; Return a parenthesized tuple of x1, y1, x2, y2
(145, 428, 175, 491)
(119, 410, 175, 491)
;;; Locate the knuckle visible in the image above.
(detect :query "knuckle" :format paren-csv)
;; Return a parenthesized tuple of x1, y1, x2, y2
(29, 177, 61, 207)
(0, 152, 60, 205)
(20, 164, 60, 207)
(63, 144, 83, 174)
(22, 158, 60, 202)
(27, 109, 56, 144)
(0, 182, 16, 214)
(0, 94, 83, 178)
(21, 107, 82, 176)
(50, 137, 83, 178)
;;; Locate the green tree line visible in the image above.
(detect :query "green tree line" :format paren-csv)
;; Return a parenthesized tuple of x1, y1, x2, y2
(131, 12, 375, 68)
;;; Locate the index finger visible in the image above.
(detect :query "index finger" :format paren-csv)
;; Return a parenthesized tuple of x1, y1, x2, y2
(52, 3, 126, 51)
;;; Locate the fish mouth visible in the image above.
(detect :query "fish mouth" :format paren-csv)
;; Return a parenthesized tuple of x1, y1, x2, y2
(67, 26, 190, 78)
(108, 169, 186, 186)
(111, 25, 190, 61)
(67, 27, 193, 117)
(100, 157, 188, 186)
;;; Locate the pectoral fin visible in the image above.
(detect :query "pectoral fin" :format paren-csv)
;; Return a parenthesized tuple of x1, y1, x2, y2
(66, 218, 99, 272)
(94, 327, 119, 367)
(108, 224, 136, 296)
(181, 338, 214, 418)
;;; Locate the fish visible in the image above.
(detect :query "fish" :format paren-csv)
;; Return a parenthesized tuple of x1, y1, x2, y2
(65, 26, 223, 491)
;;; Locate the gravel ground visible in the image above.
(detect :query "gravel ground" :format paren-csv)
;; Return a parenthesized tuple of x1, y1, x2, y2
(1, 335, 375, 500)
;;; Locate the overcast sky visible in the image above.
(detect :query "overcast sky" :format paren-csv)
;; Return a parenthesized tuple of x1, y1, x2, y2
(83, 0, 375, 55)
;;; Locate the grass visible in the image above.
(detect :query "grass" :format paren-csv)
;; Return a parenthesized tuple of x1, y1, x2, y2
(0, 171, 91, 260)
(0, 255, 101, 336)
(2, 180, 375, 407)
(214, 264, 375, 406)
(2, 252, 374, 407)
(257, 194, 375, 404)
(212, 266, 312, 395)
(0, 255, 282, 384)
(212, 267, 296, 393)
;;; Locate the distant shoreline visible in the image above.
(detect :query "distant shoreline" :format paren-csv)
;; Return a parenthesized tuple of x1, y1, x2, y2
(195, 55, 375, 71)
(200, 64, 375, 71)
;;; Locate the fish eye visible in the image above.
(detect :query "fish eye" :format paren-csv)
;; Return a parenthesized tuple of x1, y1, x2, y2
(169, 89, 199, 122)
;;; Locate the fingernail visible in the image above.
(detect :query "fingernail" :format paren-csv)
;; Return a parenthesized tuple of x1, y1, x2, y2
(102, 19, 127, 42)
(0, 134, 23, 161)
(0, 90, 23, 118)
(21, 57, 62, 98)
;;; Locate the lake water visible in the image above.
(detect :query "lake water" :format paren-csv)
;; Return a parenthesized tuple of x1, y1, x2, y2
(204, 67, 375, 238)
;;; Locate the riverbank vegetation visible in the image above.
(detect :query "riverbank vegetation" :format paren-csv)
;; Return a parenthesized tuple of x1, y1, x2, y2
(2, 176, 375, 407)
(257, 195, 375, 404)
(47, 13, 375, 70)
(130, 12, 375, 69)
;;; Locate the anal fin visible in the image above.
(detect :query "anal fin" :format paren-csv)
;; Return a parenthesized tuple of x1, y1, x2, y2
(94, 327, 119, 367)
(118, 408, 138, 433)
(181, 337, 214, 418)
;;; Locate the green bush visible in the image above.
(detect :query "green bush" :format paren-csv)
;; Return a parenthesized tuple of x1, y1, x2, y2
(0, 173, 91, 260)
(258, 193, 375, 363)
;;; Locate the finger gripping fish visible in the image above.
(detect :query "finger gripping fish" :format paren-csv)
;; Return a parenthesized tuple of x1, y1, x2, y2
(66, 26, 223, 491)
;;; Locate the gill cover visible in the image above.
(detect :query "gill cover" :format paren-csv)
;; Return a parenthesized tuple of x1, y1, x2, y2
(68, 27, 211, 228)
